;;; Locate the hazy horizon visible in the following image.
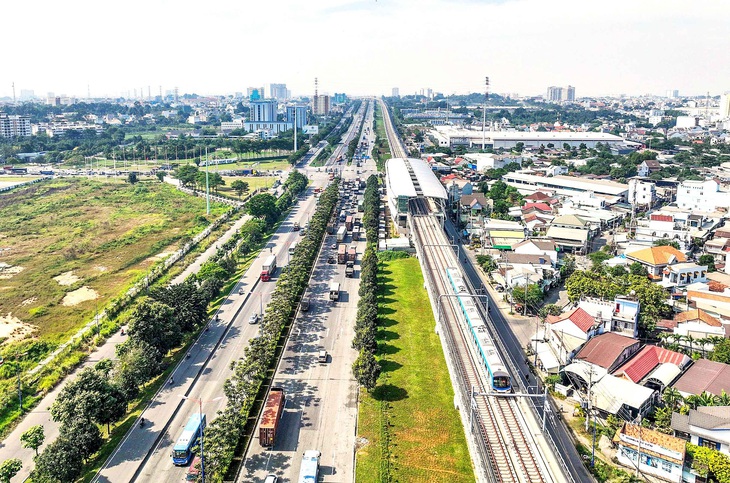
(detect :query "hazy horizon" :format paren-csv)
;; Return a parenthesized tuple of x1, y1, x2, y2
(3, 0, 729, 100)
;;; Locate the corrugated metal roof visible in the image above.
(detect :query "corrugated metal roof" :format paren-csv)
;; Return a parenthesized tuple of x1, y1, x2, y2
(385, 158, 447, 200)
(592, 374, 655, 413)
(575, 333, 639, 369)
(546, 226, 589, 242)
(673, 359, 730, 397)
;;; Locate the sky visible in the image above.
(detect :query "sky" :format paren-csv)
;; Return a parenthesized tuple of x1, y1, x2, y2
(3, 0, 729, 100)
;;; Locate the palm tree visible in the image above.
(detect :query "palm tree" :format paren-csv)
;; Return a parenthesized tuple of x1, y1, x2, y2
(715, 390, 730, 406)
(697, 392, 716, 407)
(663, 387, 684, 410)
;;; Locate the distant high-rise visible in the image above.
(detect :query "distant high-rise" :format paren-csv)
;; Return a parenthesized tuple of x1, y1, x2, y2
(19, 89, 34, 101)
(720, 92, 730, 119)
(247, 87, 265, 100)
(564, 85, 575, 102)
(286, 105, 308, 128)
(268, 83, 288, 100)
(546, 85, 575, 102)
(333, 93, 347, 104)
(313, 95, 330, 115)
(392, 87, 399, 97)
(249, 99, 277, 122)
(666, 89, 679, 98)
(546, 86, 562, 102)
(0, 113, 32, 138)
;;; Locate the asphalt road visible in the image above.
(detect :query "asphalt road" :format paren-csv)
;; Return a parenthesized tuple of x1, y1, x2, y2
(240, 100, 376, 483)
(96, 100, 371, 482)
(96, 184, 323, 482)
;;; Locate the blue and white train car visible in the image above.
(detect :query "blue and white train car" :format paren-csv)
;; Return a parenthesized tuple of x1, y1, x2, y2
(446, 267, 512, 392)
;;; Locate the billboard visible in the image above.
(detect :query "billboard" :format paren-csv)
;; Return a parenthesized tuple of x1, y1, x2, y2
(303, 125, 319, 135)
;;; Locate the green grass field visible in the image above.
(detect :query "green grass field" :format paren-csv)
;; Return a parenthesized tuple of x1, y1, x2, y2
(218, 176, 276, 197)
(356, 257, 473, 482)
(0, 178, 228, 345)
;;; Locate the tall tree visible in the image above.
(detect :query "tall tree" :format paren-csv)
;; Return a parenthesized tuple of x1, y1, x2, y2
(20, 425, 45, 455)
(231, 180, 249, 198)
(0, 459, 22, 483)
(352, 349, 381, 391)
(31, 438, 83, 483)
(127, 298, 179, 354)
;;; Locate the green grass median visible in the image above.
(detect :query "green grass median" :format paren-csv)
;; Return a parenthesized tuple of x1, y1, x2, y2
(356, 257, 473, 482)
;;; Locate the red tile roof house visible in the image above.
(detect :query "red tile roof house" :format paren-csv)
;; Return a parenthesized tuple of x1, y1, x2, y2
(563, 332, 642, 392)
(612, 345, 691, 392)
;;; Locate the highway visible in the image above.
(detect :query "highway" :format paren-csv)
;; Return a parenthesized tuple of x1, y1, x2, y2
(95, 100, 369, 482)
(240, 99, 376, 483)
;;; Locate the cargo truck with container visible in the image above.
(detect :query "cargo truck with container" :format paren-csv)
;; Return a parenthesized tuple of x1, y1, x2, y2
(337, 244, 347, 264)
(347, 246, 357, 262)
(352, 227, 360, 241)
(261, 255, 277, 281)
(336, 226, 347, 243)
(259, 387, 285, 448)
(345, 215, 353, 231)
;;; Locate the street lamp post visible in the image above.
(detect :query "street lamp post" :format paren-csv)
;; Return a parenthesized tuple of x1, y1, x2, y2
(180, 396, 223, 483)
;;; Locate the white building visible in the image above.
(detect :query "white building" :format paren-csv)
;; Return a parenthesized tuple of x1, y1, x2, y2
(249, 99, 278, 122)
(462, 153, 522, 171)
(676, 179, 730, 211)
(220, 119, 244, 133)
(615, 423, 685, 483)
(628, 178, 656, 208)
(0, 114, 32, 138)
(502, 172, 628, 202)
(720, 92, 730, 119)
(676, 116, 699, 129)
(429, 126, 626, 150)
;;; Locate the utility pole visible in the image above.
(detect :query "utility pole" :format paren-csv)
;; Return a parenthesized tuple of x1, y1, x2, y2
(482, 76, 489, 151)
(205, 147, 210, 215)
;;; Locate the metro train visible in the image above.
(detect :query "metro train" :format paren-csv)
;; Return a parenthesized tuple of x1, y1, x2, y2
(445, 267, 512, 393)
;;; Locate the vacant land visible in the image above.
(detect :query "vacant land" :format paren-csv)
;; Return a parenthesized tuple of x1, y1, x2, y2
(0, 177, 227, 346)
(356, 257, 473, 483)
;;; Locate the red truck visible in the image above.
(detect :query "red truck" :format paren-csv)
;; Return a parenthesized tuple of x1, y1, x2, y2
(347, 246, 356, 263)
(259, 387, 285, 448)
(261, 255, 277, 281)
(337, 244, 347, 264)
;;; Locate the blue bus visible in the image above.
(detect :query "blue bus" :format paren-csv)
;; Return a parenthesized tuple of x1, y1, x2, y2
(172, 414, 206, 466)
(297, 450, 320, 483)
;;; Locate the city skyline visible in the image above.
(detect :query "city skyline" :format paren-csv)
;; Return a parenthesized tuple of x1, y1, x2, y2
(3, 0, 729, 99)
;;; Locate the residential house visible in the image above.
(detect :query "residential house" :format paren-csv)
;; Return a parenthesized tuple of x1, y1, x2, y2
(686, 284, 730, 323)
(546, 214, 592, 253)
(564, 333, 642, 390)
(625, 246, 687, 282)
(543, 307, 601, 370)
(482, 219, 527, 250)
(637, 159, 662, 177)
(672, 406, 730, 458)
(704, 237, 730, 264)
(661, 262, 708, 288)
(628, 178, 657, 209)
(676, 178, 730, 212)
(657, 309, 726, 355)
(459, 193, 490, 240)
(672, 359, 730, 398)
(513, 239, 558, 264)
(614, 423, 685, 483)
(495, 252, 557, 290)
(612, 345, 691, 392)
(577, 296, 641, 338)
(525, 191, 557, 204)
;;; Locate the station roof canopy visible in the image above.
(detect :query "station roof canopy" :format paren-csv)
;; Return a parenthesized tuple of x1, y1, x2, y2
(386, 157, 447, 200)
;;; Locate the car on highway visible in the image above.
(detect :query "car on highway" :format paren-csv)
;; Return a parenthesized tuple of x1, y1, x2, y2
(330, 242, 337, 250)
(249, 313, 260, 324)
(264, 475, 278, 483)
(327, 256, 336, 264)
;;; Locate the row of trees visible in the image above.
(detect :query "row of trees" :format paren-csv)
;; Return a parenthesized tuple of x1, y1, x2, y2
(28, 276, 216, 481)
(352, 175, 383, 390)
(200, 179, 339, 480)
